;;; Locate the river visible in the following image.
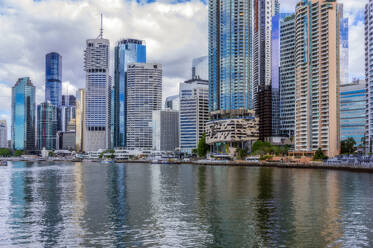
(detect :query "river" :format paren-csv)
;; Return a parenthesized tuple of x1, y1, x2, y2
(0, 161, 373, 247)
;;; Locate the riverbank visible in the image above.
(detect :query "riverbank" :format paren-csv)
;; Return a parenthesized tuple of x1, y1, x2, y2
(2, 157, 373, 173)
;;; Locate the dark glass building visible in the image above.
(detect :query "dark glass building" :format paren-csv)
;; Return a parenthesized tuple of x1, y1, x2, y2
(37, 102, 57, 150)
(11, 77, 36, 151)
(113, 39, 146, 148)
(45, 52, 62, 107)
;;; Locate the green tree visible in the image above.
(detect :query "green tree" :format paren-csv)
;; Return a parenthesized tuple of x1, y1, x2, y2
(197, 134, 209, 158)
(13, 150, 23, 157)
(236, 148, 248, 160)
(341, 137, 356, 154)
(313, 148, 327, 161)
(0, 148, 11, 157)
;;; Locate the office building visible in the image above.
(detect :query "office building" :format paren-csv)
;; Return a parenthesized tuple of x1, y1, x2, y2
(365, 1, 373, 152)
(179, 79, 209, 154)
(37, 102, 58, 150)
(75, 89, 84, 152)
(340, 80, 366, 146)
(126, 63, 162, 150)
(192, 56, 208, 80)
(0, 120, 7, 148)
(11, 77, 35, 151)
(279, 14, 296, 138)
(83, 26, 111, 151)
(45, 52, 62, 107)
(165, 95, 179, 111)
(113, 39, 146, 148)
(294, 0, 341, 157)
(61, 95, 76, 132)
(152, 110, 179, 151)
(57, 119, 76, 150)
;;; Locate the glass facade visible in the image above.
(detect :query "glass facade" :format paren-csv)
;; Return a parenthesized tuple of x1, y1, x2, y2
(272, 13, 292, 137)
(45, 52, 62, 107)
(37, 102, 57, 150)
(340, 81, 366, 145)
(11, 77, 36, 151)
(113, 39, 146, 148)
(208, 0, 254, 112)
(339, 5, 349, 86)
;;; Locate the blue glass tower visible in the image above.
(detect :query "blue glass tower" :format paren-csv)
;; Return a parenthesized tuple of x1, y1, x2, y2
(113, 39, 146, 148)
(11, 77, 36, 151)
(45, 52, 62, 107)
(208, 0, 253, 112)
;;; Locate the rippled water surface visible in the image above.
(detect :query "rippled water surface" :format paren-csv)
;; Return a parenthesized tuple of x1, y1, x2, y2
(1, 162, 373, 247)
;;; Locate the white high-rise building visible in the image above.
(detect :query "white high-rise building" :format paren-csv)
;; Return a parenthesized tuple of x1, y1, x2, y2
(126, 63, 162, 150)
(0, 120, 7, 148)
(83, 25, 111, 152)
(179, 79, 209, 154)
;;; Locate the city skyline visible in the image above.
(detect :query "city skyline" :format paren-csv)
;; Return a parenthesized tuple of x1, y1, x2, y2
(0, 0, 367, 134)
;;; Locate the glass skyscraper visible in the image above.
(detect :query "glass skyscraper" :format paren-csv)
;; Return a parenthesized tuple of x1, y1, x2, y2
(11, 77, 36, 151)
(272, 13, 292, 137)
(37, 102, 57, 150)
(208, 0, 254, 112)
(113, 39, 146, 148)
(45, 52, 62, 107)
(339, 4, 349, 86)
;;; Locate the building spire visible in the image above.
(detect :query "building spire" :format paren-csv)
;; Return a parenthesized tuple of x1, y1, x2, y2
(98, 13, 103, 39)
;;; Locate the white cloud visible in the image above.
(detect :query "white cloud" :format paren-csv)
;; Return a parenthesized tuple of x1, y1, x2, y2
(0, 0, 207, 100)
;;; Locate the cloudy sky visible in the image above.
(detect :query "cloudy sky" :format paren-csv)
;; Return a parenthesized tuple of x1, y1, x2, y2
(0, 0, 367, 136)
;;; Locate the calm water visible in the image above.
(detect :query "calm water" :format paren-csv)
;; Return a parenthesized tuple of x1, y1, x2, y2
(1, 162, 373, 247)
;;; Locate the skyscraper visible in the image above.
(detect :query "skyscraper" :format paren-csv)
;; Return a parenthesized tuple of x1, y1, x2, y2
(253, 0, 278, 140)
(0, 120, 7, 148)
(61, 95, 76, 132)
(207, 0, 260, 151)
(272, 12, 292, 137)
(83, 21, 111, 152)
(126, 63, 162, 150)
(45, 52, 62, 107)
(113, 39, 146, 148)
(279, 14, 296, 138)
(37, 102, 57, 150)
(75, 89, 85, 152)
(339, 4, 349, 86)
(209, 0, 254, 112)
(179, 79, 209, 154)
(192, 56, 208, 81)
(366, 1, 373, 152)
(294, 0, 341, 157)
(11, 77, 35, 151)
